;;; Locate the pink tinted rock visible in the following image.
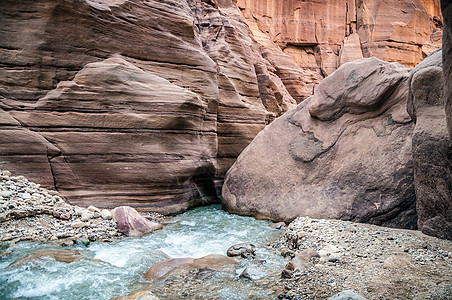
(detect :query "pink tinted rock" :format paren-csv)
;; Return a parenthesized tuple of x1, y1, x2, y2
(112, 206, 163, 237)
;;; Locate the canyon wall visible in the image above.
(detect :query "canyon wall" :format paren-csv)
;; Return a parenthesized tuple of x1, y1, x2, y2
(0, 0, 444, 215)
(0, 0, 300, 213)
(237, 0, 442, 98)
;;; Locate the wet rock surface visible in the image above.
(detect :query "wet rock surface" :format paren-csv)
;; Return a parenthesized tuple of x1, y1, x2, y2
(112, 206, 163, 237)
(7, 249, 84, 268)
(271, 217, 452, 300)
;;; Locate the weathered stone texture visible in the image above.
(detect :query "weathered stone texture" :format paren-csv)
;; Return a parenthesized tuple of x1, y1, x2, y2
(408, 48, 452, 239)
(0, 0, 298, 214)
(237, 0, 442, 81)
(443, 0, 452, 138)
(222, 58, 417, 229)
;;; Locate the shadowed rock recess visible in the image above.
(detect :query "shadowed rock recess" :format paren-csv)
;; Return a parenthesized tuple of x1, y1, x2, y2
(0, 0, 301, 214)
(222, 57, 418, 229)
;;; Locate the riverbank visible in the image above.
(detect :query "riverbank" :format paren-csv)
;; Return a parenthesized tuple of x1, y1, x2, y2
(1, 170, 451, 299)
(271, 217, 452, 299)
(0, 169, 124, 247)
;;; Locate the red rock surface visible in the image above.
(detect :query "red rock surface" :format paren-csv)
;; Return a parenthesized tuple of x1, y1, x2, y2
(237, 0, 442, 81)
(0, 0, 297, 214)
(0, 0, 444, 215)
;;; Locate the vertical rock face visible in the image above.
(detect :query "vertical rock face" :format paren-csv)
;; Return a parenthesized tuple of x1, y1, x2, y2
(443, 0, 452, 138)
(0, 0, 298, 213)
(236, 0, 442, 82)
(408, 50, 452, 240)
(222, 58, 417, 229)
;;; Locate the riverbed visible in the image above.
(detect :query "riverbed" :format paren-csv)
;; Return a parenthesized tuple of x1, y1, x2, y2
(0, 205, 285, 299)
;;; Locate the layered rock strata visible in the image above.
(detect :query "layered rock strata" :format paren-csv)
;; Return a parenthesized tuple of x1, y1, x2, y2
(237, 0, 443, 79)
(222, 58, 417, 229)
(0, 0, 299, 213)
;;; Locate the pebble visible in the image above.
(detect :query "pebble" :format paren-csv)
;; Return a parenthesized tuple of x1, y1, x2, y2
(1, 191, 12, 198)
(81, 211, 93, 222)
(71, 221, 86, 228)
(328, 290, 367, 300)
(88, 205, 101, 213)
(101, 209, 113, 220)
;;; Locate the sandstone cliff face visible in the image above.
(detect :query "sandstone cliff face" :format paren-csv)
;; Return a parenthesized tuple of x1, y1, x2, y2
(237, 0, 442, 99)
(0, 0, 298, 213)
(222, 58, 417, 229)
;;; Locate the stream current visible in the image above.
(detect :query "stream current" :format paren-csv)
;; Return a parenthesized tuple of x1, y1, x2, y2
(0, 205, 285, 299)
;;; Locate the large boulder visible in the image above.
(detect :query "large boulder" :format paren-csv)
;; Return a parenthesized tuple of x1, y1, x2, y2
(222, 57, 417, 229)
(112, 206, 163, 237)
(408, 49, 452, 240)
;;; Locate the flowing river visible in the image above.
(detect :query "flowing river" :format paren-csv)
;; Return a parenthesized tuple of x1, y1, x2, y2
(0, 205, 286, 299)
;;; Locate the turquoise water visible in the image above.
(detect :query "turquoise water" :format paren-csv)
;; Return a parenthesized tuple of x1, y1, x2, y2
(0, 205, 285, 299)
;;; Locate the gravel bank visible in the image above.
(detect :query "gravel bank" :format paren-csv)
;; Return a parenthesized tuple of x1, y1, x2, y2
(271, 217, 452, 299)
(0, 170, 122, 248)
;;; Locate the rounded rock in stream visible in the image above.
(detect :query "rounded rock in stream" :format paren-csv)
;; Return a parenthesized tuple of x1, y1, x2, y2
(143, 254, 237, 281)
(7, 249, 83, 268)
(112, 206, 163, 237)
(227, 243, 256, 258)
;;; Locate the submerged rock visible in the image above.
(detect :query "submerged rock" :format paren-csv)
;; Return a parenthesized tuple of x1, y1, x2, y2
(143, 254, 237, 282)
(112, 206, 163, 237)
(8, 250, 83, 268)
(222, 57, 417, 229)
(227, 243, 256, 258)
